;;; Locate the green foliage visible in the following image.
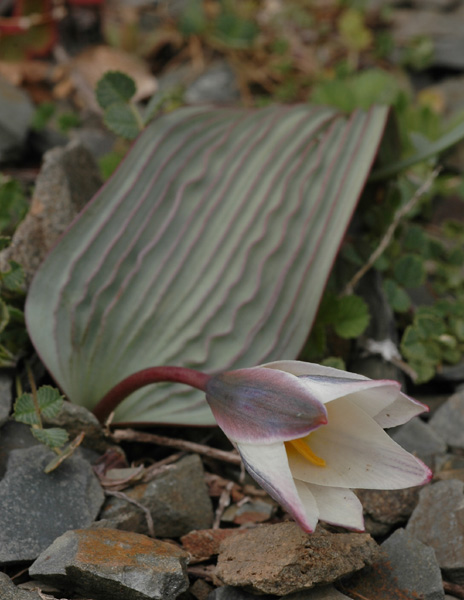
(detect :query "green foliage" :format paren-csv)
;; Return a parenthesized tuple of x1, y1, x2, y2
(12, 384, 85, 472)
(333, 295, 370, 339)
(311, 69, 407, 113)
(32, 427, 69, 449)
(96, 71, 137, 109)
(0, 175, 28, 235)
(103, 104, 141, 140)
(98, 150, 126, 181)
(31, 102, 55, 131)
(96, 71, 142, 140)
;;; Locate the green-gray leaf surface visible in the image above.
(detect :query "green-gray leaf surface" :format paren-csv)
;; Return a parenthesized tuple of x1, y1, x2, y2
(26, 104, 387, 424)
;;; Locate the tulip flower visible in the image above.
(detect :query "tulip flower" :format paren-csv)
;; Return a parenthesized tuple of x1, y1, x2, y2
(205, 360, 432, 533)
(93, 360, 432, 534)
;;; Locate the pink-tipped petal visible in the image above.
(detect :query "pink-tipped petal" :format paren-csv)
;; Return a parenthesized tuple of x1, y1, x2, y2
(206, 367, 327, 445)
(237, 441, 319, 533)
(296, 481, 365, 531)
(372, 392, 429, 428)
(263, 361, 427, 429)
(288, 398, 432, 490)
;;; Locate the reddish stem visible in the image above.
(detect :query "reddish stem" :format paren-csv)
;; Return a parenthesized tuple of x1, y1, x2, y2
(93, 366, 211, 424)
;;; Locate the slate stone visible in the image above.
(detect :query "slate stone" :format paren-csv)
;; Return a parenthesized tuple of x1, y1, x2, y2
(0, 421, 39, 479)
(391, 7, 464, 69)
(0, 140, 102, 285)
(29, 528, 189, 600)
(215, 522, 380, 596)
(42, 399, 115, 454)
(0, 573, 42, 600)
(341, 528, 443, 600)
(407, 479, 464, 583)
(390, 417, 447, 468)
(208, 585, 351, 600)
(98, 453, 213, 537)
(0, 75, 34, 163)
(185, 61, 240, 105)
(0, 372, 12, 427)
(430, 390, 464, 450)
(355, 487, 420, 537)
(0, 445, 104, 564)
(382, 529, 443, 599)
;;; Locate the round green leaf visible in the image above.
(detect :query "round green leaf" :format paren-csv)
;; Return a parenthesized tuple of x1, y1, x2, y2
(334, 294, 370, 339)
(104, 104, 140, 140)
(393, 254, 426, 288)
(414, 314, 446, 338)
(37, 386, 64, 419)
(383, 278, 411, 313)
(32, 427, 69, 449)
(14, 393, 40, 426)
(96, 71, 136, 109)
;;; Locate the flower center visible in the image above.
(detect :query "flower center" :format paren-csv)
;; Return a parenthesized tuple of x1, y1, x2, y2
(286, 437, 326, 467)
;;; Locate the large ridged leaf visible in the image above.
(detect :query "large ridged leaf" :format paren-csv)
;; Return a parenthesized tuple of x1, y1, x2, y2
(26, 104, 387, 424)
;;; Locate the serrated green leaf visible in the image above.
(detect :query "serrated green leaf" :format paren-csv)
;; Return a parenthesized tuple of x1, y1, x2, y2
(414, 314, 446, 338)
(401, 325, 440, 364)
(96, 71, 136, 110)
(408, 360, 435, 383)
(450, 317, 464, 342)
(0, 299, 9, 334)
(103, 104, 140, 140)
(334, 295, 370, 339)
(37, 386, 63, 419)
(25, 104, 388, 425)
(403, 225, 428, 253)
(32, 427, 69, 449)
(0, 236, 10, 251)
(394, 254, 426, 288)
(383, 278, 411, 313)
(2, 261, 25, 293)
(14, 393, 40, 425)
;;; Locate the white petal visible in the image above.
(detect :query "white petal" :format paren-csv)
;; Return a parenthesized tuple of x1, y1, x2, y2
(237, 441, 319, 532)
(261, 361, 428, 426)
(296, 481, 365, 531)
(288, 398, 432, 490)
(299, 376, 401, 409)
(261, 360, 366, 379)
(373, 393, 428, 428)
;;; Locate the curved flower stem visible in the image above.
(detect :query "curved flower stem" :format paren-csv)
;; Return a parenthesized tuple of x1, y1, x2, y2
(93, 366, 211, 424)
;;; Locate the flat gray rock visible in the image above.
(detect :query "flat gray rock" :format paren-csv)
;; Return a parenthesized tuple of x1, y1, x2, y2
(0, 75, 34, 163)
(407, 479, 464, 583)
(382, 528, 444, 599)
(355, 487, 420, 537)
(208, 586, 351, 600)
(0, 445, 104, 564)
(43, 399, 114, 454)
(429, 390, 464, 449)
(98, 453, 213, 537)
(390, 417, 447, 467)
(391, 7, 464, 69)
(0, 372, 12, 427)
(29, 528, 189, 600)
(185, 61, 240, 105)
(340, 528, 444, 599)
(0, 140, 101, 284)
(0, 422, 39, 478)
(0, 573, 42, 600)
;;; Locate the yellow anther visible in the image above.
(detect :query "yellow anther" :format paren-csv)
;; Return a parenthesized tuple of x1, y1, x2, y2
(286, 437, 326, 467)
